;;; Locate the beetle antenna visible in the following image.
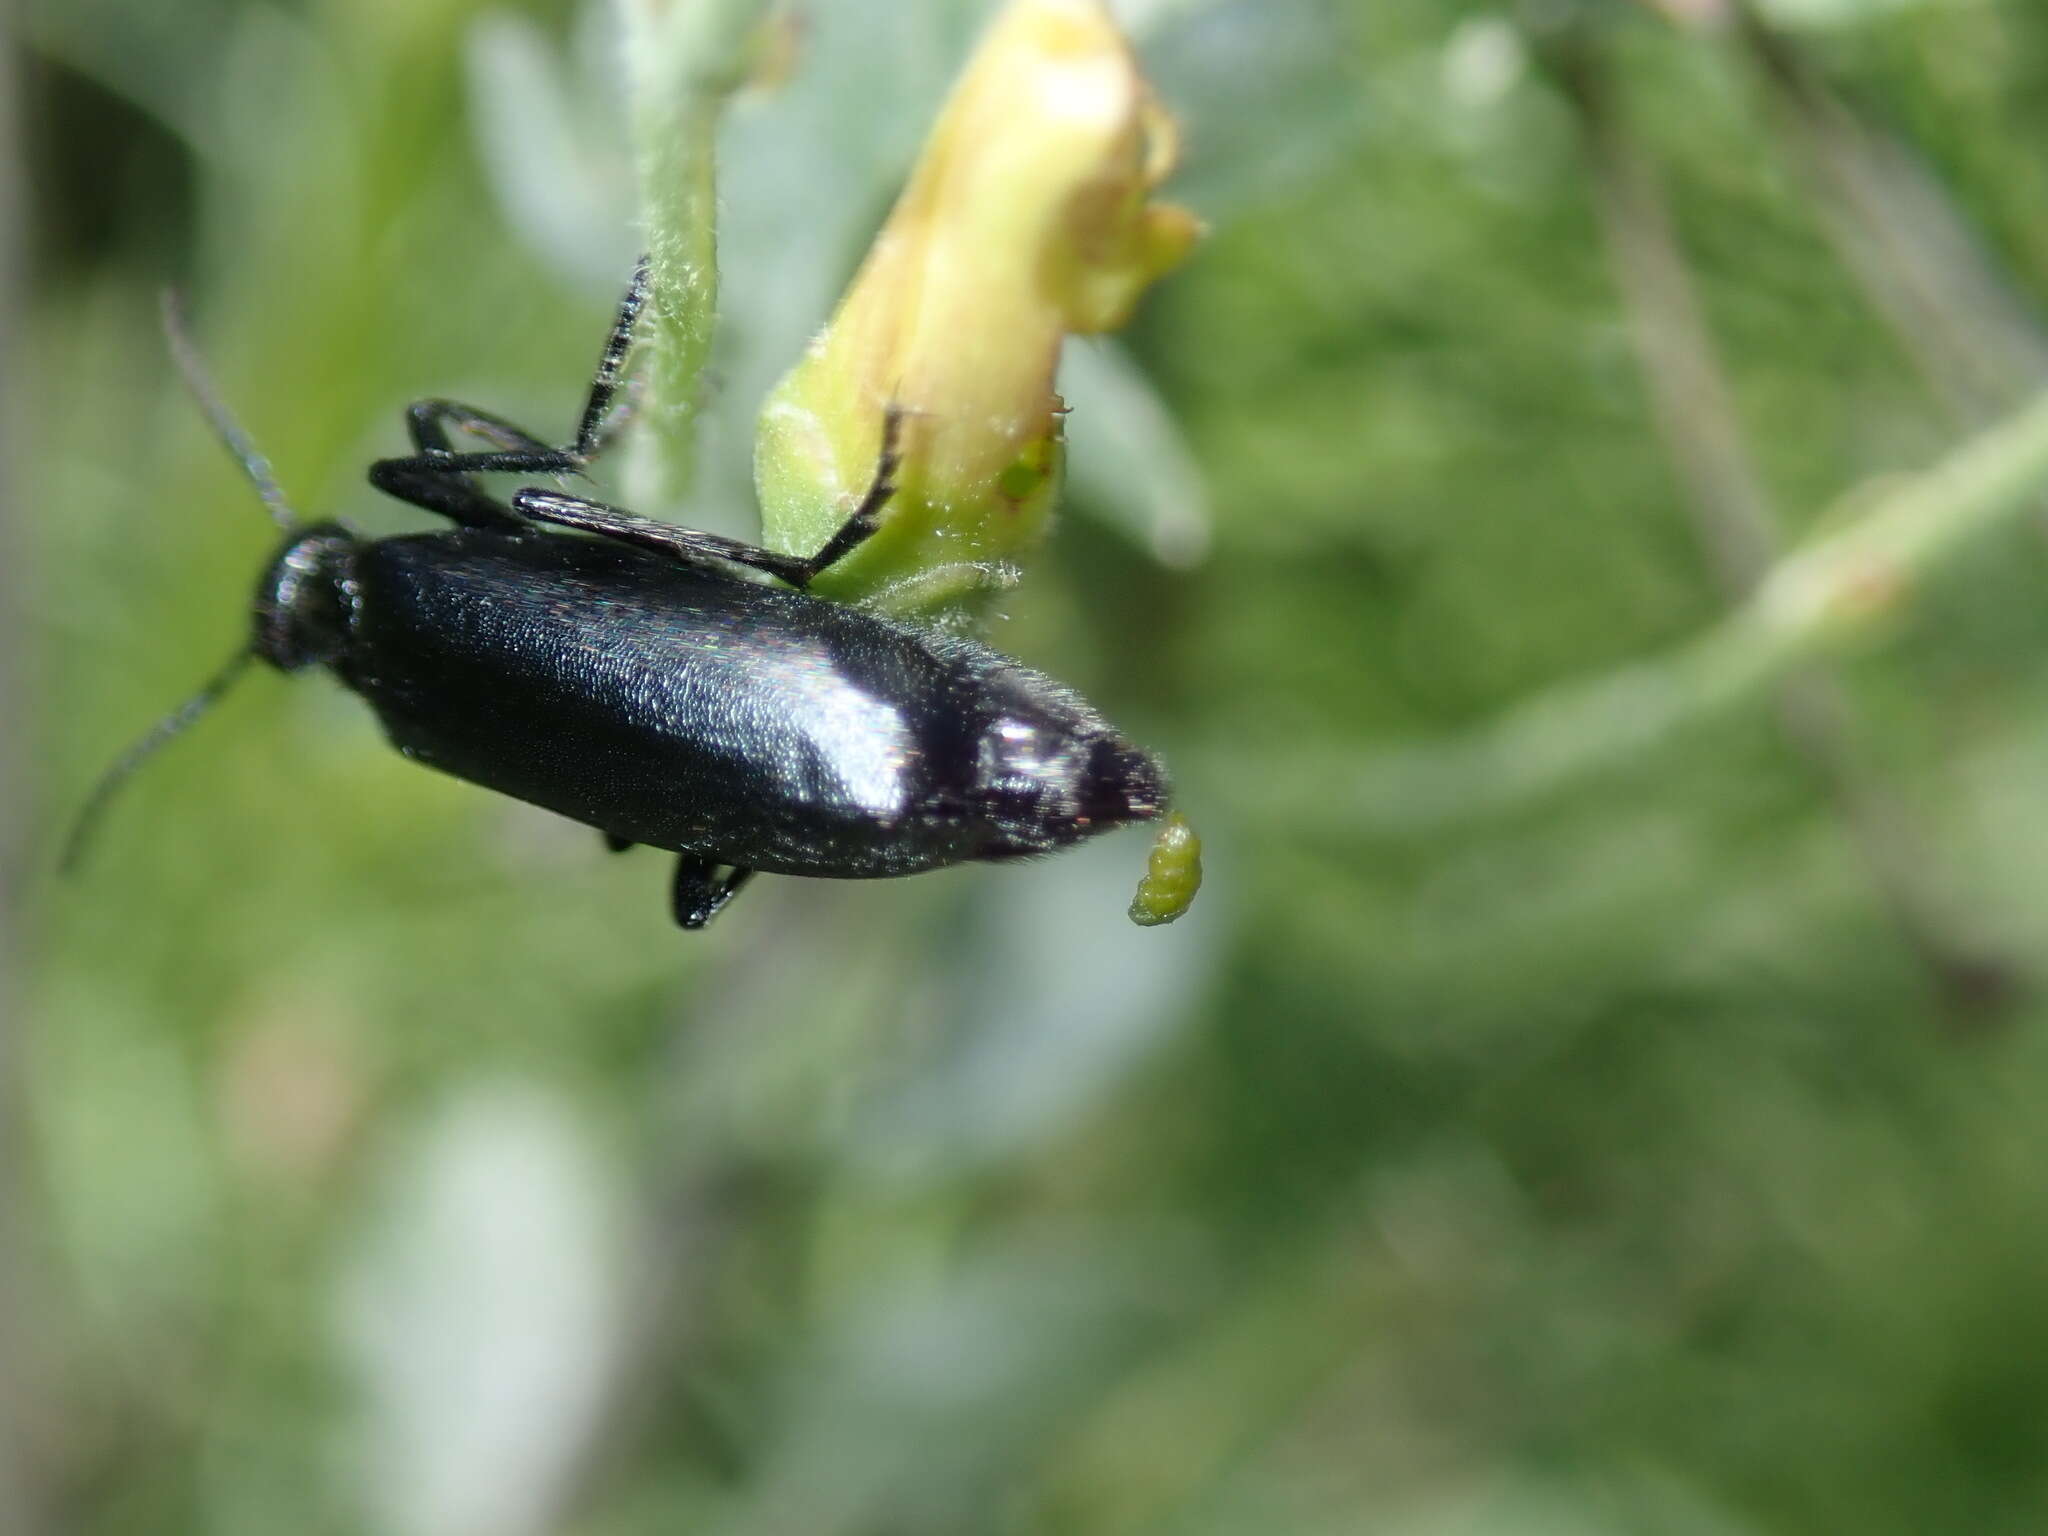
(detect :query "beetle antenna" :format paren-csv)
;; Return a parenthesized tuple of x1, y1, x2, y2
(59, 648, 257, 875)
(161, 290, 299, 531)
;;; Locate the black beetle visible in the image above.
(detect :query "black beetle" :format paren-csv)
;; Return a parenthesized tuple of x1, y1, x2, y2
(67, 267, 1169, 928)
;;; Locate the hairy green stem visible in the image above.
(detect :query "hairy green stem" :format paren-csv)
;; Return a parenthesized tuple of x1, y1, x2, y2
(615, 0, 770, 513)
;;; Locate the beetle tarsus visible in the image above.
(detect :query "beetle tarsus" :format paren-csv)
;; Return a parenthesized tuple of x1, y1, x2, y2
(604, 831, 634, 854)
(673, 858, 753, 929)
(572, 256, 650, 461)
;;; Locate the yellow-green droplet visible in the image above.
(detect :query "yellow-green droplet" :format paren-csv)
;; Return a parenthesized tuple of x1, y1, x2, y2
(1129, 811, 1202, 927)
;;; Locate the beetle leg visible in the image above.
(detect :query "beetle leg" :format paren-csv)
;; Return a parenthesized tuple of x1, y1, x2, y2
(417, 258, 650, 469)
(365, 400, 548, 529)
(672, 858, 754, 929)
(515, 403, 899, 584)
(511, 488, 815, 585)
(406, 400, 556, 458)
(367, 452, 527, 530)
(793, 405, 906, 583)
(365, 260, 651, 525)
(603, 831, 634, 854)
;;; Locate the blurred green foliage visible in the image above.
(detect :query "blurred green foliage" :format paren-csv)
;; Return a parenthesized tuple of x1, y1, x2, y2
(21, 0, 2048, 1532)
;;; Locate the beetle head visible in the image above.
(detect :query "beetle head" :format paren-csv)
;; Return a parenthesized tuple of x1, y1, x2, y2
(253, 522, 359, 672)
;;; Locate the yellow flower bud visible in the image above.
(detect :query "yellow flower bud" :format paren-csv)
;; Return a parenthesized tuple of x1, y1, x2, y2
(754, 0, 1200, 616)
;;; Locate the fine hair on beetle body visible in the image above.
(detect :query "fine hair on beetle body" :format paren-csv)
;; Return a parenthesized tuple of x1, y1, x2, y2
(65, 266, 1171, 930)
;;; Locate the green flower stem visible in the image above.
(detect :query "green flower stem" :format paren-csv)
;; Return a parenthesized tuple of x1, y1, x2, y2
(616, 0, 770, 514)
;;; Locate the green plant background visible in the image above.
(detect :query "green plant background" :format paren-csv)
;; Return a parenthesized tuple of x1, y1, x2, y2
(20, 0, 2048, 1531)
